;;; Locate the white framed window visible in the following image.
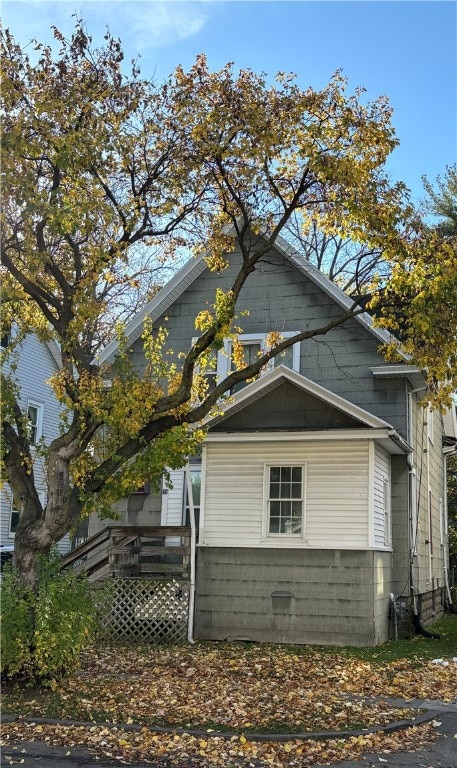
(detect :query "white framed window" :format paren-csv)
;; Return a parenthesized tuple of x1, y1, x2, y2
(191, 339, 219, 392)
(9, 490, 46, 536)
(264, 464, 305, 536)
(383, 477, 391, 546)
(26, 400, 44, 445)
(183, 467, 201, 531)
(10, 500, 19, 535)
(220, 332, 300, 391)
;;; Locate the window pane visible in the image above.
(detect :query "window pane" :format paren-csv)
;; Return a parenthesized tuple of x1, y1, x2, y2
(274, 345, 293, 369)
(270, 482, 280, 499)
(280, 482, 291, 499)
(269, 517, 280, 533)
(280, 467, 291, 483)
(10, 509, 19, 533)
(281, 500, 291, 517)
(270, 500, 280, 516)
(292, 467, 302, 483)
(27, 405, 39, 444)
(191, 471, 201, 506)
(270, 467, 280, 483)
(290, 518, 302, 534)
(291, 482, 302, 499)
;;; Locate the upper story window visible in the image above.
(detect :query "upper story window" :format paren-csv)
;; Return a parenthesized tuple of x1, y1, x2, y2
(222, 332, 300, 392)
(193, 332, 300, 395)
(27, 400, 44, 445)
(266, 464, 304, 536)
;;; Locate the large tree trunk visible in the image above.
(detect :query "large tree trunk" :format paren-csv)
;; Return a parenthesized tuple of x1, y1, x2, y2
(13, 521, 50, 590)
(12, 450, 84, 589)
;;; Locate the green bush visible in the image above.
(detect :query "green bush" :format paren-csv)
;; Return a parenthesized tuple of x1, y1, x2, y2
(1, 548, 103, 685)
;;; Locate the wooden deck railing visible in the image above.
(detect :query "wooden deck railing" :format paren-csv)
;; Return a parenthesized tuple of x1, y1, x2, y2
(61, 526, 191, 583)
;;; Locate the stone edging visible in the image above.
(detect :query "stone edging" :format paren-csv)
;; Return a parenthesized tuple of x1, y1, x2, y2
(0, 709, 436, 743)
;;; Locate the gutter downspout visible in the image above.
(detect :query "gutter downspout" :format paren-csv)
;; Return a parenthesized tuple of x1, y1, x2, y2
(443, 446, 457, 613)
(185, 463, 196, 643)
(406, 388, 441, 638)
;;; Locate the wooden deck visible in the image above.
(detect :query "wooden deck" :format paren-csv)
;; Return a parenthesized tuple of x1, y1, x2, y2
(61, 526, 191, 583)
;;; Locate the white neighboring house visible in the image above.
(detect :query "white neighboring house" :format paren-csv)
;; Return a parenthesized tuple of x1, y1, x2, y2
(0, 331, 71, 554)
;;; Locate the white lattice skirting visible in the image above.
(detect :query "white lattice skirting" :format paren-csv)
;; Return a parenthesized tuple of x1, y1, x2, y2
(102, 578, 190, 644)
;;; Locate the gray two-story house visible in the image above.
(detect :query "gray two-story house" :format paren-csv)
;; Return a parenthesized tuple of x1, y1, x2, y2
(95, 233, 456, 646)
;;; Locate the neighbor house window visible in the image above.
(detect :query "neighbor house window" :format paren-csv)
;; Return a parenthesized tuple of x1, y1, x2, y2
(10, 500, 19, 534)
(267, 465, 304, 535)
(10, 490, 46, 536)
(27, 400, 43, 445)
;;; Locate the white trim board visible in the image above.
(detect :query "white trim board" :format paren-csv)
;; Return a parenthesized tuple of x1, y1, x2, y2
(205, 364, 393, 430)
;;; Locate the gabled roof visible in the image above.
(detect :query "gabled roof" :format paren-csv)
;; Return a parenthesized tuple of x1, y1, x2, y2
(96, 230, 400, 366)
(204, 365, 411, 455)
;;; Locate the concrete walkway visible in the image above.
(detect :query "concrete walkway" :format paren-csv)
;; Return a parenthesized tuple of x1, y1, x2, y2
(1, 699, 456, 767)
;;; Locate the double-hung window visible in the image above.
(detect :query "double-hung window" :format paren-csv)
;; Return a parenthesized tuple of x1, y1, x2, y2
(266, 465, 304, 536)
(27, 400, 44, 445)
(229, 338, 263, 393)
(191, 332, 300, 397)
(221, 332, 300, 393)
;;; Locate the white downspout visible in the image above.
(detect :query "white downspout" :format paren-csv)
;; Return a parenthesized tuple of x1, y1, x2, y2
(185, 463, 196, 643)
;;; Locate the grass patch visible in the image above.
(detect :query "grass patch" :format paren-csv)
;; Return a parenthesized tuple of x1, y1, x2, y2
(313, 615, 457, 663)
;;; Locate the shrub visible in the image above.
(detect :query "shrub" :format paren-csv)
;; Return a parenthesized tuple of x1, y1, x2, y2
(1, 548, 104, 685)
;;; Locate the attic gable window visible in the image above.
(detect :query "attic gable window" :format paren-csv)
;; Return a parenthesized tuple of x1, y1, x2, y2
(266, 465, 304, 536)
(192, 332, 300, 394)
(221, 332, 300, 391)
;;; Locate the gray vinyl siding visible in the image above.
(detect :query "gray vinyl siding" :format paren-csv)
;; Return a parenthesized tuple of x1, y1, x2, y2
(1, 334, 70, 553)
(128, 246, 408, 438)
(202, 439, 370, 548)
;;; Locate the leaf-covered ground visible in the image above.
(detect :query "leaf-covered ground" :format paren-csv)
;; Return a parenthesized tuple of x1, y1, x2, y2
(3, 635, 456, 766)
(0, 719, 439, 767)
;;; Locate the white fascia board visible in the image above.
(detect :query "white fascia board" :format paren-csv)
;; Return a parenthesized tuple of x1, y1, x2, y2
(370, 365, 426, 390)
(206, 364, 393, 430)
(95, 224, 404, 366)
(270, 232, 406, 354)
(96, 255, 207, 365)
(204, 428, 410, 454)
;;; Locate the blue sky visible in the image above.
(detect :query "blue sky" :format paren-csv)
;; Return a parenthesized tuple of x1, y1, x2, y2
(2, 0, 456, 204)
